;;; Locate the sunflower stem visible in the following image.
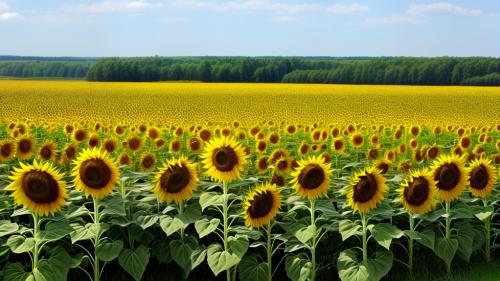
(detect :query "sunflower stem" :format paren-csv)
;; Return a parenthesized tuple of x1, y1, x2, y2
(32, 212, 40, 271)
(222, 182, 231, 281)
(361, 212, 368, 263)
(93, 198, 101, 281)
(408, 214, 414, 274)
(266, 222, 272, 281)
(310, 199, 317, 281)
(445, 201, 451, 239)
(179, 201, 185, 243)
(483, 198, 491, 263)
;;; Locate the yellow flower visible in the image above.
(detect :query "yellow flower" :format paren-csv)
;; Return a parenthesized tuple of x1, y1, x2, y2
(202, 136, 247, 183)
(431, 154, 469, 202)
(290, 155, 332, 200)
(152, 156, 198, 204)
(347, 166, 387, 213)
(242, 183, 281, 228)
(398, 169, 437, 214)
(468, 157, 497, 198)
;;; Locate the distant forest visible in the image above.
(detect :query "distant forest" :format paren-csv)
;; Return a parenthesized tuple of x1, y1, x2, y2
(1, 56, 500, 85)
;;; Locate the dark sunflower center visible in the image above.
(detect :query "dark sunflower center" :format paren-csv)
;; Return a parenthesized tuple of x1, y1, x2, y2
(428, 148, 438, 158)
(434, 163, 460, 191)
(377, 163, 389, 174)
(353, 174, 377, 203)
(212, 147, 238, 172)
(66, 147, 76, 158)
(470, 165, 488, 190)
(19, 139, 32, 153)
(160, 165, 190, 193)
(1, 144, 11, 157)
(40, 147, 52, 159)
(105, 142, 115, 152)
(248, 191, 274, 218)
(298, 164, 325, 190)
(404, 177, 429, 206)
(79, 159, 112, 189)
(22, 171, 60, 204)
(142, 156, 154, 169)
(277, 160, 288, 170)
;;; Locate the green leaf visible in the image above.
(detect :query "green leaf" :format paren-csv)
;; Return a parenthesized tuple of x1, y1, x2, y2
(38, 219, 73, 242)
(450, 201, 474, 219)
(96, 240, 123, 262)
(177, 203, 202, 225)
(195, 218, 220, 238)
(3, 263, 31, 281)
(239, 255, 269, 281)
(101, 196, 126, 217)
(454, 222, 475, 263)
(169, 239, 193, 275)
(118, 246, 150, 281)
(35, 247, 71, 281)
(7, 235, 35, 254)
(435, 237, 458, 272)
(151, 240, 172, 264)
(135, 212, 159, 230)
(295, 225, 317, 245)
(70, 223, 96, 243)
(190, 246, 207, 272)
(369, 223, 404, 250)
(337, 249, 393, 281)
(0, 221, 19, 238)
(206, 235, 248, 277)
(339, 220, 361, 241)
(474, 206, 493, 222)
(414, 229, 435, 250)
(159, 215, 186, 237)
(285, 254, 312, 281)
(199, 192, 224, 211)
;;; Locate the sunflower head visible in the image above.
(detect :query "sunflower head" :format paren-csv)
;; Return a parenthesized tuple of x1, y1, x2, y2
(152, 156, 198, 204)
(242, 183, 281, 228)
(468, 157, 497, 198)
(202, 136, 247, 183)
(72, 147, 120, 200)
(347, 166, 387, 214)
(17, 137, 35, 160)
(6, 160, 67, 216)
(39, 142, 57, 161)
(397, 169, 436, 214)
(0, 141, 15, 162)
(139, 153, 156, 172)
(290, 155, 332, 200)
(431, 154, 469, 203)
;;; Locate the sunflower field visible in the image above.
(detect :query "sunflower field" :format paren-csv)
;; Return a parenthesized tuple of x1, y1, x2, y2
(0, 80, 499, 281)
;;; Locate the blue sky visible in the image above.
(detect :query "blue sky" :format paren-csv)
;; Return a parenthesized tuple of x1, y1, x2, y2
(0, 0, 498, 57)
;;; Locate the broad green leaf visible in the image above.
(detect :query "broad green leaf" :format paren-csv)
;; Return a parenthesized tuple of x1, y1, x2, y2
(35, 246, 71, 281)
(474, 205, 493, 222)
(70, 223, 96, 243)
(239, 255, 269, 281)
(454, 222, 475, 262)
(450, 201, 473, 219)
(435, 237, 458, 272)
(199, 192, 224, 211)
(38, 219, 73, 242)
(339, 220, 361, 241)
(3, 263, 31, 281)
(151, 240, 172, 264)
(414, 229, 435, 250)
(295, 225, 317, 245)
(190, 246, 207, 272)
(101, 196, 126, 217)
(337, 249, 393, 281)
(96, 240, 123, 262)
(134, 212, 159, 230)
(0, 220, 19, 238)
(206, 236, 248, 277)
(369, 223, 404, 250)
(177, 203, 202, 225)
(169, 239, 193, 275)
(7, 235, 35, 254)
(159, 215, 186, 236)
(285, 254, 312, 281)
(118, 246, 150, 281)
(195, 218, 220, 238)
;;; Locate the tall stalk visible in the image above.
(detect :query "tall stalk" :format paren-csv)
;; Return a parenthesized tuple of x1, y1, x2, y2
(93, 198, 101, 281)
(32, 212, 40, 271)
(361, 212, 368, 262)
(445, 202, 451, 239)
(310, 199, 317, 280)
(483, 199, 491, 263)
(222, 182, 230, 281)
(266, 223, 272, 281)
(408, 214, 414, 273)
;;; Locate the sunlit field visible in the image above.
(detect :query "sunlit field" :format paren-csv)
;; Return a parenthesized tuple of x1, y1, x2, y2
(0, 79, 499, 281)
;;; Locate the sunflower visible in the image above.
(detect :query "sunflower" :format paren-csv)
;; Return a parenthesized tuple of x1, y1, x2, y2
(6, 160, 67, 216)
(347, 166, 387, 213)
(398, 169, 437, 214)
(0, 140, 15, 162)
(39, 142, 57, 161)
(169, 140, 181, 153)
(188, 137, 202, 152)
(290, 155, 332, 200)
(350, 133, 364, 148)
(103, 138, 118, 153)
(332, 137, 345, 153)
(73, 128, 87, 143)
(72, 148, 120, 200)
(374, 159, 391, 174)
(139, 153, 156, 172)
(16, 137, 34, 160)
(431, 154, 469, 202)
(152, 156, 198, 203)
(468, 157, 497, 198)
(202, 137, 247, 183)
(275, 157, 290, 174)
(256, 156, 269, 174)
(242, 183, 281, 228)
(126, 135, 142, 152)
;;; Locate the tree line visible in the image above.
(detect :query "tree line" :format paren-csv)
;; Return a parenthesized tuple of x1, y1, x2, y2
(1, 56, 500, 85)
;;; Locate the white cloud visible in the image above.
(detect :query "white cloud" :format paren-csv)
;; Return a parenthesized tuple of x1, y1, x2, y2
(406, 2, 482, 17)
(70, 1, 162, 13)
(363, 13, 426, 25)
(170, 0, 323, 14)
(0, 12, 19, 21)
(0, 2, 8, 12)
(327, 3, 369, 15)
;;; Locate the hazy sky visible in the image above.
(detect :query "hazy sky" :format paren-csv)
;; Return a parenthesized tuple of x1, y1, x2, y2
(0, 0, 499, 57)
